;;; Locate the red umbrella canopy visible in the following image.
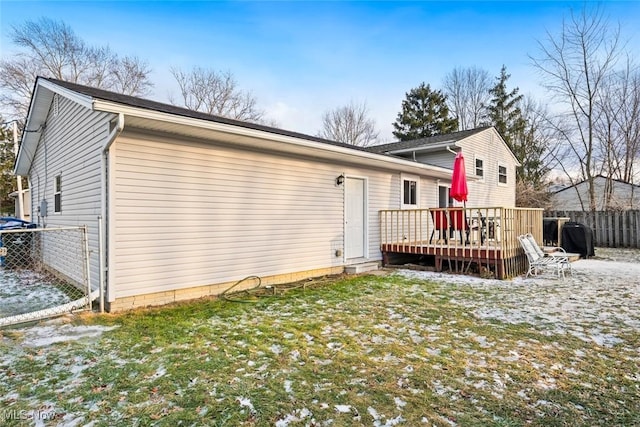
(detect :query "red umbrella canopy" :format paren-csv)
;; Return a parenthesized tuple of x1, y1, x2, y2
(450, 151, 468, 202)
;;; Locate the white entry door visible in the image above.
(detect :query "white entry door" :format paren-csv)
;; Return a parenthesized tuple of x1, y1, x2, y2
(345, 177, 366, 259)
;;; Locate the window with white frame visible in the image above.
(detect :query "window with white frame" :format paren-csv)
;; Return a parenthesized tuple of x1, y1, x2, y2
(498, 164, 508, 184)
(401, 175, 419, 208)
(475, 157, 484, 178)
(54, 174, 62, 213)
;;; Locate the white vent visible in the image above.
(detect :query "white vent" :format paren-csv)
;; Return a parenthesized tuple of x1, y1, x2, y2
(53, 94, 59, 116)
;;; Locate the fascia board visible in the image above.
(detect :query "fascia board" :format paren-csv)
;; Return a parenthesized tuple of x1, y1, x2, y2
(92, 99, 455, 179)
(385, 140, 459, 154)
(38, 79, 94, 109)
(15, 80, 94, 175)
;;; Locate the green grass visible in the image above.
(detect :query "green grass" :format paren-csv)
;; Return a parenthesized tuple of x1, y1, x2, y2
(0, 273, 639, 426)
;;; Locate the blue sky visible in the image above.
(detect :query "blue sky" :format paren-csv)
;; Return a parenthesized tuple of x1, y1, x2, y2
(1, 1, 639, 142)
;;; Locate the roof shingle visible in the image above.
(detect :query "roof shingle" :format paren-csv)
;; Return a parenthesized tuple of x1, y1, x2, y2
(42, 77, 371, 153)
(365, 127, 492, 153)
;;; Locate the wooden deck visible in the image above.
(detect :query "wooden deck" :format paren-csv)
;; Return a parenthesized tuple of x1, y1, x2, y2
(379, 207, 544, 279)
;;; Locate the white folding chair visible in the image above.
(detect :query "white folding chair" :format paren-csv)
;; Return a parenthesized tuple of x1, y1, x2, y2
(518, 234, 571, 278)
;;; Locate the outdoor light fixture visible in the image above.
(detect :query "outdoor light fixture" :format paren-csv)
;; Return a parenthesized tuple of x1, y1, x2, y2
(336, 174, 345, 186)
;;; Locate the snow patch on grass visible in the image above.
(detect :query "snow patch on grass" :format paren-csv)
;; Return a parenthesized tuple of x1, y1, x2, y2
(275, 408, 312, 426)
(0, 269, 72, 317)
(397, 255, 640, 346)
(237, 396, 255, 414)
(19, 323, 118, 347)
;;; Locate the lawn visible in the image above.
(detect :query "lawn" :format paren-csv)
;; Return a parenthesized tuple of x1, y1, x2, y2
(1, 248, 639, 426)
(0, 269, 74, 318)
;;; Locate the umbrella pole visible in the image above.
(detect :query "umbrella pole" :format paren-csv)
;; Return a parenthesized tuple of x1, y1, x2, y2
(464, 202, 470, 244)
(461, 202, 466, 273)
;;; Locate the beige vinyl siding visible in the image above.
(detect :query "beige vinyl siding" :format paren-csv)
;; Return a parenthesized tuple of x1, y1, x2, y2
(28, 95, 111, 290)
(461, 129, 516, 207)
(415, 151, 453, 169)
(111, 132, 412, 298)
(413, 128, 517, 208)
(112, 132, 346, 298)
(423, 176, 442, 208)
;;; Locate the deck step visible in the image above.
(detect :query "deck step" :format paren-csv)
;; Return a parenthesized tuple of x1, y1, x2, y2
(345, 262, 379, 274)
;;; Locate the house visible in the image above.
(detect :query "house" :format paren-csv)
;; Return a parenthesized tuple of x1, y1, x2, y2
(550, 175, 640, 211)
(15, 77, 518, 311)
(366, 127, 519, 208)
(9, 188, 30, 221)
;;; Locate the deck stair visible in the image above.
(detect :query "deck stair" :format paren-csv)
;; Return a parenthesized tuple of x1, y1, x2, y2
(345, 261, 379, 274)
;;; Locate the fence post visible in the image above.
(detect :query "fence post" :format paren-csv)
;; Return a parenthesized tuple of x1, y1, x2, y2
(594, 211, 600, 245)
(635, 211, 640, 248)
(82, 225, 92, 311)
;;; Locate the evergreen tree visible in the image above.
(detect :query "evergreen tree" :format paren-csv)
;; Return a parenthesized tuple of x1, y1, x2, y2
(486, 65, 526, 147)
(486, 66, 549, 188)
(392, 83, 458, 141)
(0, 120, 17, 215)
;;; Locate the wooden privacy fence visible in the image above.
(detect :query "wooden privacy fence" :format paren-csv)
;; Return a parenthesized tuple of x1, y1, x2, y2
(545, 210, 640, 248)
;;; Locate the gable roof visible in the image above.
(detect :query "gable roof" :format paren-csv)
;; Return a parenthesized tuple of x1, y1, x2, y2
(553, 175, 640, 194)
(43, 77, 367, 151)
(366, 126, 520, 166)
(16, 77, 456, 179)
(366, 127, 492, 154)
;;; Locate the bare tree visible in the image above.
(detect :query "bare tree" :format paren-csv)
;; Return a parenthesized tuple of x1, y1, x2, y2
(442, 66, 492, 130)
(111, 56, 154, 96)
(170, 67, 265, 123)
(512, 95, 562, 207)
(318, 101, 379, 146)
(596, 60, 640, 180)
(516, 179, 552, 209)
(615, 66, 640, 186)
(531, 6, 622, 211)
(0, 57, 42, 120)
(593, 59, 640, 209)
(0, 18, 153, 119)
(520, 95, 560, 180)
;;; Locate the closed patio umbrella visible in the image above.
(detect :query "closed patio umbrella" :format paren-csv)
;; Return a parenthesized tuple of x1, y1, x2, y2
(450, 151, 468, 204)
(450, 151, 470, 248)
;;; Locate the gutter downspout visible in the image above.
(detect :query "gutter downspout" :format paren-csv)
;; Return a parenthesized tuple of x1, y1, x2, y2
(100, 113, 124, 312)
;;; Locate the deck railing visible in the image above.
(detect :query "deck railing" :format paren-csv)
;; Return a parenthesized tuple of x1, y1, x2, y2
(379, 207, 544, 278)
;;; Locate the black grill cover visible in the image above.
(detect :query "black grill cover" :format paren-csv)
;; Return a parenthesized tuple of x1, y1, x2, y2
(543, 219, 559, 245)
(561, 222, 595, 258)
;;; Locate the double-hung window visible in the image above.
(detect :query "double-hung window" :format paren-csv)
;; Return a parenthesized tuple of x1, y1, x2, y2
(401, 175, 419, 209)
(54, 175, 62, 213)
(498, 164, 508, 185)
(475, 157, 484, 179)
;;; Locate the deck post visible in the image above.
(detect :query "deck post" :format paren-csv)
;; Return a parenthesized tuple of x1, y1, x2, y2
(382, 251, 390, 267)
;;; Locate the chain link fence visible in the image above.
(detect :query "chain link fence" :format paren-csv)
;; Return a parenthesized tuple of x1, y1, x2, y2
(0, 226, 94, 327)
